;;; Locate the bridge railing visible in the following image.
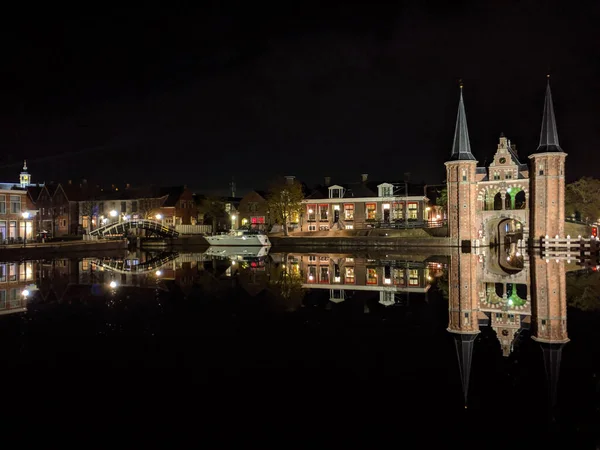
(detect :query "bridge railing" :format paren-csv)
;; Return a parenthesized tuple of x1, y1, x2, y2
(88, 219, 179, 238)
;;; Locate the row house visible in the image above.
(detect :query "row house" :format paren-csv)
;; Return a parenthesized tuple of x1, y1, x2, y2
(0, 162, 39, 242)
(0, 187, 37, 242)
(299, 174, 430, 231)
(236, 190, 270, 230)
(152, 186, 198, 226)
(78, 185, 168, 233)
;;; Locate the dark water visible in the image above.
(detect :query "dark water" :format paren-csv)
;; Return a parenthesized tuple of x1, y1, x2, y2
(0, 247, 598, 447)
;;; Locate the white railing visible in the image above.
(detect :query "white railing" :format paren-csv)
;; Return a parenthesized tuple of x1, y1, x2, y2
(175, 224, 212, 235)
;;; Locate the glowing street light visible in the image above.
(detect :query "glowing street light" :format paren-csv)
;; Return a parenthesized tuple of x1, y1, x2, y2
(109, 210, 118, 218)
(21, 211, 30, 219)
(22, 289, 30, 298)
(155, 270, 162, 277)
(109, 280, 117, 289)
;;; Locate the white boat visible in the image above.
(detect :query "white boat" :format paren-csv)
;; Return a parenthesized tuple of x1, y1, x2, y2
(203, 246, 270, 259)
(204, 229, 271, 247)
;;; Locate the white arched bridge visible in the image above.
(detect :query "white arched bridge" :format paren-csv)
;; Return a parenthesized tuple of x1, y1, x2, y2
(88, 219, 179, 238)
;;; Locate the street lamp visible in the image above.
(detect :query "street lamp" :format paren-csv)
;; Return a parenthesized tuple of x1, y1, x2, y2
(109, 210, 118, 218)
(22, 289, 30, 298)
(109, 280, 117, 289)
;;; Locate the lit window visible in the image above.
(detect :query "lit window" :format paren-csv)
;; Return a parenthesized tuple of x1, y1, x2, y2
(319, 204, 328, 221)
(344, 204, 354, 220)
(366, 268, 378, 285)
(345, 267, 355, 284)
(307, 204, 316, 221)
(366, 203, 376, 220)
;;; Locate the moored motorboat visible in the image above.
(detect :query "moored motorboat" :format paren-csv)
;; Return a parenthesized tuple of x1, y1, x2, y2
(204, 229, 270, 246)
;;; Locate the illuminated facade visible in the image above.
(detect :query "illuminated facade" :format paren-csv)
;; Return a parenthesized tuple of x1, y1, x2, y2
(446, 79, 565, 247)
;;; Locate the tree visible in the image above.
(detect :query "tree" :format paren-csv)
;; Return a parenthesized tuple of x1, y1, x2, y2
(138, 196, 167, 220)
(437, 187, 448, 208)
(196, 196, 227, 232)
(565, 177, 600, 223)
(267, 177, 304, 236)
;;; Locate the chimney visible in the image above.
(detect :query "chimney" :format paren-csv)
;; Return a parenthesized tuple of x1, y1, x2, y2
(361, 174, 368, 182)
(324, 176, 331, 186)
(285, 175, 295, 185)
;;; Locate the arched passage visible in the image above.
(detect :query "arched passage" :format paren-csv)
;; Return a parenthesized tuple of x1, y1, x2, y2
(515, 190, 526, 209)
(493, 193, 503, 210)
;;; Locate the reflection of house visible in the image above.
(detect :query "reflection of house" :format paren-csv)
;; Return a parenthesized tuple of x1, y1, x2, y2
(238, 190, 269, 230)
(298, 174, 429, 232)
(0, 261, 36, 315)
(280, 253, 435, 294)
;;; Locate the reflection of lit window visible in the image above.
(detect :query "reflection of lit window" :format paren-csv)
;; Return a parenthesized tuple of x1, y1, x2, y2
(25, 262, 33, 281)
(408, 203, 418, 219)
(307, 205, 316, 221)
(366, 268, 377, 285)
(319, 266, 329, 283)
(345, 267, 355, 284)
(393, 268, 405, 285)
(409, 269, 419, 286)
(308, 255, 317, 262)
(307, 265, 317, 283)
(8, 264, 16, 282)
(345, 258, 354, 263)
(82, 260, 90, 271)
(0, 264, 5, 282)
(0, 290, 6, 309)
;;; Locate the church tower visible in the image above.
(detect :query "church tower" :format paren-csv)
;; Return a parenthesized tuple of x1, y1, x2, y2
(529, 77, 567, 244)
(445, 83, 479, 247)
(19, 160, 31, 188)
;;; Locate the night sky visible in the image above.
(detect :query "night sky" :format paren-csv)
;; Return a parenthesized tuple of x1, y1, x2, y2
(0, 1, 598, 195)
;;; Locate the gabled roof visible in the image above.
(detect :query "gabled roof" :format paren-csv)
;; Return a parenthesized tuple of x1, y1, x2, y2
(254, 190, 268, 200)
(26, 186, 43, 203)
(157, 186, 186, 207)
(306, 180, 427, 199)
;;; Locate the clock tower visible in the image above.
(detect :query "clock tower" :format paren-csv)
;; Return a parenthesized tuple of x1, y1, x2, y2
(19, 160, 31, 188)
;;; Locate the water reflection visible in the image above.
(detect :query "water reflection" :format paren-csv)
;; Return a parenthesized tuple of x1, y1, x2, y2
(0, 245, 598, 430)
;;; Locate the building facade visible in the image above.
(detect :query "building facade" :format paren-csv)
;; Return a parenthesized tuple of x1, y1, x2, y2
(299, 175, 430, 232)
(237, 190, 270, 230)
(446, 79, 566, 247)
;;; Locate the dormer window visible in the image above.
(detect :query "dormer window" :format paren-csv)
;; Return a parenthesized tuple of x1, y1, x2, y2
(328, 185, 345, 199)
(378, 183, 393, 197)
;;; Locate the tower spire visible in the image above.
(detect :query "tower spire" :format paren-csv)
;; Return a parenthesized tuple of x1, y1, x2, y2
(450, 82, 476, 161)
(537, 75, 562, 152)
(23, 159, 27, 171)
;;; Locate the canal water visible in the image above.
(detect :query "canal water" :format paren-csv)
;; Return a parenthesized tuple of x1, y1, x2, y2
(0, 247, 598, 446)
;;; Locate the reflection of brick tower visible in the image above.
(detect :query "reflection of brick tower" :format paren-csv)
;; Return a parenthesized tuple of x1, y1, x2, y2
(529, 77, 567, 243)
(445, 84, 479, 247)
(531, 257, 568, 413)
(447, 248, 481, 407)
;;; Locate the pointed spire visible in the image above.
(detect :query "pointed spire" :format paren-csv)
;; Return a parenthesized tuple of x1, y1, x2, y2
(536, 75, 562, 152)
(450, 82, 476, 161)
(452, 332, 478, 407)
(22, 160, 27, 171)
